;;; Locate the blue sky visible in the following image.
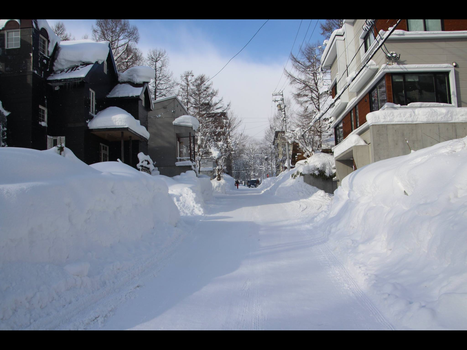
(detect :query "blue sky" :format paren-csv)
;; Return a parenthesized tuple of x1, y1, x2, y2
(47, 19, 327, 139)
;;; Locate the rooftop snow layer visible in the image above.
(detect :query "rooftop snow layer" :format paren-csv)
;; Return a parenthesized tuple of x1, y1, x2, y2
(53, 40, 110, 71)
(173, 115, 200, 131)
(118, 66, 154, 84)
(88, 107, 149, 139)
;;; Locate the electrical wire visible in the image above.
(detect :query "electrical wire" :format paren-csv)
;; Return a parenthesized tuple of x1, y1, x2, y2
(207, 20, 269, 83)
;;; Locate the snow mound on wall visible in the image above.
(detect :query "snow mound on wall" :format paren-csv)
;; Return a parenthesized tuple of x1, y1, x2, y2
(160, 171, 213, 216)
(314, 136, 467, 330)
(294, 152, 336, 178)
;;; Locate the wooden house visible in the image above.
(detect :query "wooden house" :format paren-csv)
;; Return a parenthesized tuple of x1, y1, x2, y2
(0, 19, 151, 168)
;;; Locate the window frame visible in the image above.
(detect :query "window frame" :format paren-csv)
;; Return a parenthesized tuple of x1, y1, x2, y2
(407, 19, 443, 32)
(100, 143, 109, 162)
(5, 30, 20, 49)
(39, 34, 49, 56)
(369, 78, 387, 112)
(391, 72, 451, 105)
(89, 89, 96, 115)
(39, 105, 48, 126)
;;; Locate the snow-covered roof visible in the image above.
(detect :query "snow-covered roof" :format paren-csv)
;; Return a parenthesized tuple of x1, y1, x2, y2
(107, 83, 146, 98)
(173, 115, 199, 131)
(333, 134, 367, 159)
(47, 64, 94, 81)
(118, 66, 154, 84)
(53, 40, 110, 72)
(88, 107, 149, 140)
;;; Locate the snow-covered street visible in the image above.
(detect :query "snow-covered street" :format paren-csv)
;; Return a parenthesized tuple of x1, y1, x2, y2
(3, 137, 467, 330)
(59, 186, 392, 330)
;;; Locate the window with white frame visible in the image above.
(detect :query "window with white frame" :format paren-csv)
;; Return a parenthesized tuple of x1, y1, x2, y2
(39, 105, 47, 126)
(6, 30, 20, 49)
(89, 89, 96, 114)
(364, 29, 375, 52)
(391, 72, 451, 105)
(100, 143, 109, 162)
(47, 136, 65, 149)
(39, 34, 49, 56)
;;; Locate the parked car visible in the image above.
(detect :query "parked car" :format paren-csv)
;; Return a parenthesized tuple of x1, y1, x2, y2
(247, 179, 260, 188)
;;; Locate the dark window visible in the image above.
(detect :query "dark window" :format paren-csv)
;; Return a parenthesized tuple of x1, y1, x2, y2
(364, 29, 375, 52)
(369, 78, 387, 112)
(392, 72, 450, 105)
(334, 122, 344, 145)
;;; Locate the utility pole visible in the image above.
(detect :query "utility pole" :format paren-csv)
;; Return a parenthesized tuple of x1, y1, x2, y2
(272, 91, 291, 170)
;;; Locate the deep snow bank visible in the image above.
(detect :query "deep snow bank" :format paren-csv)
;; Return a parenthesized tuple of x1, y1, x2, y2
(160, 171, 213, 216)
(314, 136, 467, 329)
(0, 147, 179, 264)
(211, 174, 235, 194)
(0, 147, 182, 329)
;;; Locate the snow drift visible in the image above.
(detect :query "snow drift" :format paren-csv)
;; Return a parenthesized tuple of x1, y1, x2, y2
(0, 147, 179, 264)
(0, 147, 182, 329)
(314, 136, 467, 329)
(160, 171, 213, 216)
(211, 174, 236, 194)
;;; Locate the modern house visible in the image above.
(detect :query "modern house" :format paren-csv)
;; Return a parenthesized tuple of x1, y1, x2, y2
(148, 96, 198, 176)
(320, 19, 467, 184)
(0, 19, 152, 168)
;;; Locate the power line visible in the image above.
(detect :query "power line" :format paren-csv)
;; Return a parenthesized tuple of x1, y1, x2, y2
(310, 19, 402, 129)
(273, 20, 304, 93)
(207, 20, 269, 82)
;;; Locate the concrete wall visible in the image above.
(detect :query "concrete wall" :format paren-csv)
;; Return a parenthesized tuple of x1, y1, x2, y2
(302, 174, 338, 194)
(370, 122, 467, 162)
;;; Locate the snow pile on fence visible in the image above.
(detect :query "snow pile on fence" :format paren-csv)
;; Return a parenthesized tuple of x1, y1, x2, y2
(294, 152, 336, 178)
(160, 171, 213, 216)
(0, 147, 181, 329)
(314, 136, 467, 329)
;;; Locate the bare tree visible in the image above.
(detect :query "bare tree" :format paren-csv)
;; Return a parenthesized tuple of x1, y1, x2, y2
(52, 22, 73, 41)
(145, 49, 176, 101)
(320, 19, 344, 39)
(92, 20, 141, 71)
(177, 71, 194, 114)
(285, 42, 331, 156)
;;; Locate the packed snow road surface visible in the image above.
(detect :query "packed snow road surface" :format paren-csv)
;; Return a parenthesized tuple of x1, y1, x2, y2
(74, 187, 393, 330)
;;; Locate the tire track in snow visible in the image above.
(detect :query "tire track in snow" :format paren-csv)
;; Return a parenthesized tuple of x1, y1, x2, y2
(317, 242, 395, 330)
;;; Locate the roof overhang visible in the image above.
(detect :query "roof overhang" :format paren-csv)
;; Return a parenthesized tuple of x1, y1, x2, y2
(90, 127, 148, 142)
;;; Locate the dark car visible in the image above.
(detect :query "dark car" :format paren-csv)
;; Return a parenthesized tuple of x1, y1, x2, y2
(247, 179, 260, 188)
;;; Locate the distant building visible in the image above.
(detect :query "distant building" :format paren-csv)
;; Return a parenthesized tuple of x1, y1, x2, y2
(147, 96, 198, 176)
